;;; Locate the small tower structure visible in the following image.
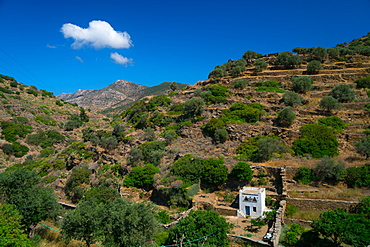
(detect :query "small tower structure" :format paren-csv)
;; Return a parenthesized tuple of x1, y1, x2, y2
(239, 187, 266, 217)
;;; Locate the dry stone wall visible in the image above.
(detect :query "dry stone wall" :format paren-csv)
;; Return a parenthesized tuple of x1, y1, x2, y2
(286, 198, 358, 211)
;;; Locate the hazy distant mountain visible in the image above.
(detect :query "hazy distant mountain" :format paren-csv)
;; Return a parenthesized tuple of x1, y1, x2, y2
(57, 80, 188, 112)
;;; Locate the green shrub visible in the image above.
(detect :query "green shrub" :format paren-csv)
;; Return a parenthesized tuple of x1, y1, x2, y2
(276, 52, 302, 69)
(354, 76, 370, 89)
(318, 116, 348, 133)
(283, 91, 303, 107)
(314, 157, 345, 185)
(293, 124, 339, 158)
(330, 84, 355, 103)
(355, 136, 370, 159)
(221, 103, 261, 124)
(291, 76, 313, 94)
(294, 167, 315, 185)
(285, 204, 298, 218)
(230, 162, 253, 181)
(319, 96, 341, 111)
(208, 67, 226, 79)
(171, 155, 227, 185)
(277, 107, 296, 127)
(201, 84, 228, 104)
(162, 130, 178, 144)
(0, 121, 32, 142)
(344, 164, 370, 188)
(26, 88, 38, 97)
(147, 95, 171, 111)
(64, 120, 82, 131)
(235, 136, 260, 160)
(254, 137, 289, 162)
(253, 58, 268, 72)
(100, 136, 118, 150)
(306, 60, 323, 74)
(255, 80, 284, 93)
(123, 164, 159, 189)
(242, 50, 263, 62)
(9, 81, 18, 87)
(27, 130, 65, 148)
(34, 115, 57, 126)
(231, 79, 249, 89)
(184, 97, 204, 116)
(202, 118, 226, 139)
(138, 141, 166, 165)
(65, 166, 91, 203)
(1, 142, 29, 157)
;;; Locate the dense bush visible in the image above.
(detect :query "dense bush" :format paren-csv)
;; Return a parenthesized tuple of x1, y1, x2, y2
(230, 162, 253, 181)
(208, 67, 226, 79)
(1, 142, 29, 157)
(65, 166, 91, 203)
(162, 130, 178, 144)
(100, 136, 118, 150)
(0, 121, 32, 142)
(254, 137, 289, 162)
(314, 157, 346, 185)
(171, 155, 228, 185)
(291, 76, 313, 94)
(220, 102, 262, 124)
(242, 50, 263, 62)
(146, 95, 171, 111)
(294, 167, 315, 185)
(275, 52, 302, 69)
(184, 97, 204, 116)
(329, 84, 355, 103)
(138, 141, 166, 166)
(318, 116, 348, 133)
(355, 136, 370, 159)
(64, 120, 83, 131)
(306, 60, 323, 74)
(254, 58, 268, 72)
(27, 130, 65, 148)
(200, 84, 229, 104)
(319, 96, 341, 111)
(277, 107, 296, 127)
(293, 124, 339, 158)
(231, 79, 249, 89)
(283, 91, 303, 107)
(254, 80, 284, 93)
(26, 88, 38, 97)
(123, 164, 159, 189)
(344, 164, 370, 188)
(34, 115, 57, 126)
(202, 118, 227, 141)
(354, 76, 370, 89)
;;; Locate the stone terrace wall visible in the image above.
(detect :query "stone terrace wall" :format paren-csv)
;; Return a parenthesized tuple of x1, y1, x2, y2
(286, 198, 358, 211)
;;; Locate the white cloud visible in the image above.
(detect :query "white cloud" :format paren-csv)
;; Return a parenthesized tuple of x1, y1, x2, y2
(61, 20, 133, 49)
(76, 56, 84, 63)
(46, 44, 57, 48)
(110, 52, 133, 66)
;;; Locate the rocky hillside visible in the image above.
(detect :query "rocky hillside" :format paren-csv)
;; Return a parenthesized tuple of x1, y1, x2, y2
(57, 80, 188, 113)
(1, 33, 370, 210)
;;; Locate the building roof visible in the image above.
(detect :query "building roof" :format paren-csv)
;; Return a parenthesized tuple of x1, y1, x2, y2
(240, 187, 265, 194)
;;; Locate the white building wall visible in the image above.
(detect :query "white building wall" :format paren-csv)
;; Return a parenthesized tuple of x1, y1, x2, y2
(239, 187, 266, 217)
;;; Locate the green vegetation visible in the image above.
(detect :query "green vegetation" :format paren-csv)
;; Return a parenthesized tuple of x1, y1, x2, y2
(34, 115, 57, 126)
(27, 130, 65, 148)
(123, 164, 159, 189)
(208, 67, 226, 79)
(0, 204, 33, 246)
(318, 116, 348, 133)
(65, 166, 91, 202)
(330, 84, 356, 103)
(253, 58, 268, 72)
(314, 157, 345, 185)
(166, 210, 232, 247)
(242, 50, 263, 62)
(283, 91, 303, 107)
(220, 102, 263, 123)
(294, 167, 315, 185)
(291, 76, 313, 94)
(355, 136, 370, 159)
(236, 135, 289, 162)
(231, 78, 249, 89)
(171, 154, 228, 185)
(254, 80, 284, 93)
(319, 96, 341, 111)
(200, 84, 229, 104)
(1, 141, 29, 157)
(293, 124, 339, 158)
(276, 106, 296, 127)
(306, 60, 323, 74)
(0, 120, 32, 142)
(230, 162, 253, 181)
(184, 97, 205, 116)
(354, 76, 370, 89)
(0, 168, 61, 237)
(344, 164, 370, 188)
(276, 52, 302, 69)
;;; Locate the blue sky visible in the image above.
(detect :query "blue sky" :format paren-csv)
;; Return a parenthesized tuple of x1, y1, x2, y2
(0, 0, 369, 95)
